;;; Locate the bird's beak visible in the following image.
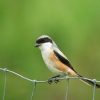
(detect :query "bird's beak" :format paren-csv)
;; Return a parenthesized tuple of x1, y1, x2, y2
(35, 43, 40, 47)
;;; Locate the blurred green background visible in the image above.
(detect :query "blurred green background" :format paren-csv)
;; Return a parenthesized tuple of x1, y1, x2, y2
(0, 0, 100, 100)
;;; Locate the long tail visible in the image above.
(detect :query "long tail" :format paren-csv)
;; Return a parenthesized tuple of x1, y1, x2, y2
(77, 74, 100, 88)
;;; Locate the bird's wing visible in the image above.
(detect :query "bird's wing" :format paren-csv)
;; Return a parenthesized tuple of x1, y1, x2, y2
(53, 48, 76, 72)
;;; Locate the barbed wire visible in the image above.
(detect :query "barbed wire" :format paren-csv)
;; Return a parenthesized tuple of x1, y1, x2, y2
(0, 67, 100, 100)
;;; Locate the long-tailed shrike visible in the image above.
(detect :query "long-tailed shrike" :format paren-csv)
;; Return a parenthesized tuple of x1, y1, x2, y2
(35, 35, 100, 88)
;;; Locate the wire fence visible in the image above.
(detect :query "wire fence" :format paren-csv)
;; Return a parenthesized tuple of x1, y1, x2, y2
(0, 67, 100, 100)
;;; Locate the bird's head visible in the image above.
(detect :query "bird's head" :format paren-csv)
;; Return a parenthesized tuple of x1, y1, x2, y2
(35, 35, 54, 50)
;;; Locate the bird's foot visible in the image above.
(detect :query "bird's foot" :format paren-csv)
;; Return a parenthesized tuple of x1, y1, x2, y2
(48, 77, 60, 84)
(48, 75, 60, 84)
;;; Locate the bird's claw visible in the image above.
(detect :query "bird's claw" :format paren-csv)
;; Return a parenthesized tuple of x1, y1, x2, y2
(48, 78, 53, 84)
(54, 78, 60, 83)
(48, 77, 60, 84)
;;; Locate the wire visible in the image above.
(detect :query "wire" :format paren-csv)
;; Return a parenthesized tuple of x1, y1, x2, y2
(0, 67, 100, 100)
(30, 80, 37, 100)
(92, 79, 96, 100)
(2, 68, 7, 100)
(65, 78, 70, 100)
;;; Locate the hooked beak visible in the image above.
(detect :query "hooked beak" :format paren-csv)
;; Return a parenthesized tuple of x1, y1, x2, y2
(35, 43, 40, 47)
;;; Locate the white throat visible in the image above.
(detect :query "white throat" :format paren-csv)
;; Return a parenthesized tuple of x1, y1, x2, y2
(39, 43, 53, 51)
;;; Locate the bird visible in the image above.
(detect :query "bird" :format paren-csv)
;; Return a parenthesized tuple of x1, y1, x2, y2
(35, 35, 100, 88)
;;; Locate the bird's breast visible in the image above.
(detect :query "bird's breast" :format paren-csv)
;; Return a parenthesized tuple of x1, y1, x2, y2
(41, 49, 77, 76)
(41, 49, 63, 74)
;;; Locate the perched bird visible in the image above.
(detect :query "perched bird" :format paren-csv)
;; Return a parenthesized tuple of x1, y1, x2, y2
(35, 35, 100, 88)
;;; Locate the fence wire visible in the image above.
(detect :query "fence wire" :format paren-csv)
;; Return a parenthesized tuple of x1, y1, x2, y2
(0, 67, 100, 100)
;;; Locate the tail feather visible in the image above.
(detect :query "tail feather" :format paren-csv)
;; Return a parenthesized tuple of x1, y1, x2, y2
(81, 78, 100, 88)
(78, 74, 100, 88)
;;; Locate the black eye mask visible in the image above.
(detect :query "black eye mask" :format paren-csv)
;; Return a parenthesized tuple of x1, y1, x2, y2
(36, 37, 52, 44)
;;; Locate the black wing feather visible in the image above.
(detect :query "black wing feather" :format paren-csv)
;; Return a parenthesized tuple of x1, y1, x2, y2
(54, 50, 76, 72)
(54, 50, 100, 88)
